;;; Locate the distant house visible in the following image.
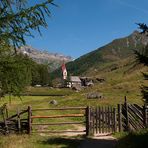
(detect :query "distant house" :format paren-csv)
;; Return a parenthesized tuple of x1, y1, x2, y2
(80, 77, 94, 87)
(68, 76, 81, 89)
(67, 76, 94, 90)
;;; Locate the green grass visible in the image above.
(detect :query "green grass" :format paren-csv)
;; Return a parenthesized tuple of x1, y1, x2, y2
(0, 134, 84, 148)
(0, 61, 146, 148)
(23, 87, 74, 96)
(113, 129, 148, 148)
(0, 86, 144, 136)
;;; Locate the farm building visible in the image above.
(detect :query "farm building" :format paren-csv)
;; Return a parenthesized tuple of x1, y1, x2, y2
(66, 76, 94, 89)
(69, 76, 81, 88)
(80, 77, 94, 86)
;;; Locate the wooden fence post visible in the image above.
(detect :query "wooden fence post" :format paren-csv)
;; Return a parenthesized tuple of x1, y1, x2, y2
(124, 96, 129, 131)
(113, 107, 117, 132)
(108, 106, 110, 133)
(5, 104, 9, 118)
(98, 106, 101, 133)
(102, 107, 104, 133)
(92, 108, 95, 135)
(17, 108, 21, 133)
(117, 104, 122, 132)
(1, 110, 8, 134)
(86, 106, 90, 136)
(143, 104, 148, 128)
(28, 106, 32, 134)
(96, 107, 98, 134)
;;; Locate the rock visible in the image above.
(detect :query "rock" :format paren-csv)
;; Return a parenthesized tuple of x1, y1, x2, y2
(49, 100, 58, 105)
(72, 86, 81, 91)
(87, 92, 103, 99)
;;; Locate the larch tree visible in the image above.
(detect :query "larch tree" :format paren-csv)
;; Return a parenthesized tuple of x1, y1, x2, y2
(136, 23, 148, 103)
(0, 0, 55, 101)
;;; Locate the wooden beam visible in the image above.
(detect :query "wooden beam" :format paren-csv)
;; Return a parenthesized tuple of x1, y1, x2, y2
(85, 106, 91, 136)
(17, 108, 21, 133)
(32, 130, 86, 133)
(28, 106, 32, 134)
(31, 114, 85, 119)
(118, 104, 122, 132)
(113, 107, 117, 132)
(32, 107, 86, 111)
(32, 121, 85, 126)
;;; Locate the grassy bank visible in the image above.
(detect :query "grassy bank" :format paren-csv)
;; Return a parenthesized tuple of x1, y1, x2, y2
(0, 134, 83, 148)
(114, 129, 148, 148)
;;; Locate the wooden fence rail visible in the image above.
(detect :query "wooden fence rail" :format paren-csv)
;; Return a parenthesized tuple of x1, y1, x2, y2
(0, 98, 148, 136)
(28, 106, 87, 135)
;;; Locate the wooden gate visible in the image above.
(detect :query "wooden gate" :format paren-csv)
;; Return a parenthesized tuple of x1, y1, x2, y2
(28, 106, 87, 135)
(88, 106, 117, 135)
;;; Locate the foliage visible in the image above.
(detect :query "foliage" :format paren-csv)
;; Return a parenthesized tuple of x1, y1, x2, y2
(136, 23, 148, 103)
(134, 45, 148, 66)
(115, 129, 148, 148)
(31, 63, 51, 86)
(0, 0, 55, 48)
(0, 0, 55, 99)
(0, 52, 51, 99)
(0, 52, 33, 100)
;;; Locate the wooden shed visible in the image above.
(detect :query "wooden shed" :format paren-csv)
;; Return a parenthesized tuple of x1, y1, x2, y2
(69, 76, 81, 88)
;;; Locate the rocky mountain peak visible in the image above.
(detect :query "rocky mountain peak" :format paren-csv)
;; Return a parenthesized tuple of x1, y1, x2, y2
(19, 46, 73, 71)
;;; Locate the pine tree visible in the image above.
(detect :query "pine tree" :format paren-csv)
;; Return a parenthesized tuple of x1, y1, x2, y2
(0, 53, 33, 102)
(136, 23, 148, 103)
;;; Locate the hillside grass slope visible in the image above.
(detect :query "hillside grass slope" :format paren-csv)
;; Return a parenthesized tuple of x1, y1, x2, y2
(51, 31, 147, 80)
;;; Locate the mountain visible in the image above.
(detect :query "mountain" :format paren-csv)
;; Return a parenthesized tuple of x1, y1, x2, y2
(51, 31, 148, 79)
(19, 46, 72, 71)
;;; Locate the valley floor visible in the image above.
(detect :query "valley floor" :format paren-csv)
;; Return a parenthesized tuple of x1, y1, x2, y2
(0, 84, 146, 148)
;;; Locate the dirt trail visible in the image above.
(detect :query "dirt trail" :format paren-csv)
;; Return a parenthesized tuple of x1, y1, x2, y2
(39, 125, 117, 148)
(78, 134, 117, 148)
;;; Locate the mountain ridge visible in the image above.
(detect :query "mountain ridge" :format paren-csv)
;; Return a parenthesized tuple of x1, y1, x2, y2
(51, 30, 148, 80)
(18, 46, 73, 71)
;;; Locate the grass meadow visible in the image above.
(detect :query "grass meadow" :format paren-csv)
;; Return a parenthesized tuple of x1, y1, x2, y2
(0, 64, 147, 148)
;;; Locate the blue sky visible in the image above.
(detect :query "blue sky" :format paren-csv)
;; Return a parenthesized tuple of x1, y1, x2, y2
(26, 0, 148, 58)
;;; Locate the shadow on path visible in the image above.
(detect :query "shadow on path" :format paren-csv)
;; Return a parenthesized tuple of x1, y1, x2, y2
(40, 137, 83, 148)
(40, 135, 117, 148)
(78, 138, 117, 148)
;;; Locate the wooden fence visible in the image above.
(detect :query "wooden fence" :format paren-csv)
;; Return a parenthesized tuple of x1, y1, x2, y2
(88, 99, 148, 135)
(28, 106, 86, 134)
(0, 99, 148, 136)
(121, 98, 148, 131)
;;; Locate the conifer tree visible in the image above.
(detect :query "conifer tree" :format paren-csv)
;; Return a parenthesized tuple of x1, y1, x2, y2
(136, 23, 148, 103)
(0, 0, 55, 48)
(0, 0, 55, 99)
